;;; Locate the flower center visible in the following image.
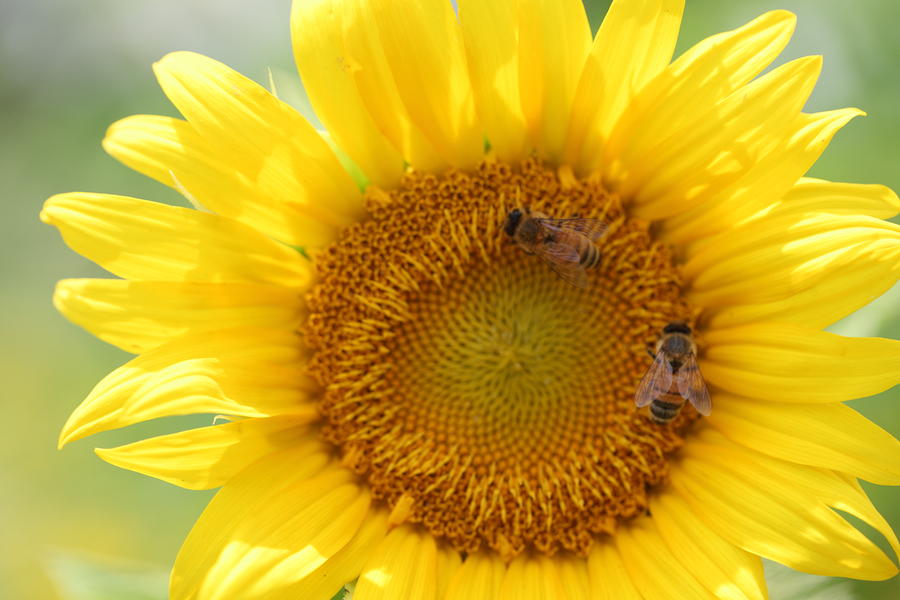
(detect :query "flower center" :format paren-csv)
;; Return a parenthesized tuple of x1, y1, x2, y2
(306, 160, 697, 558)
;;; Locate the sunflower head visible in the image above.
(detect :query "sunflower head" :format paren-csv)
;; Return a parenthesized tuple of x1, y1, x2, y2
(43, 0, 900, 598)
(306, 158, 701, 558)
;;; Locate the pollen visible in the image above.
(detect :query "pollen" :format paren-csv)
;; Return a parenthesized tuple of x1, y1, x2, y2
(306, 159, 698, 559)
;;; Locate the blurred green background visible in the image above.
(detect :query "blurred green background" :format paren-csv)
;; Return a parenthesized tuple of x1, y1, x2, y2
(2, 0, 897, 598)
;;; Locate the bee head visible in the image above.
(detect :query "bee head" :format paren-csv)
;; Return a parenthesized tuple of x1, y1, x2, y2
(662, 321, 691, 335)
(504, 208, 523, 238)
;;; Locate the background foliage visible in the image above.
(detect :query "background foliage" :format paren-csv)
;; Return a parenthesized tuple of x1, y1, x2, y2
(1, 1, 897, 598)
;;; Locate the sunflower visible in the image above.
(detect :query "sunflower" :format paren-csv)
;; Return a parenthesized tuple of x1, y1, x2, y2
(43, 0, 900, 598)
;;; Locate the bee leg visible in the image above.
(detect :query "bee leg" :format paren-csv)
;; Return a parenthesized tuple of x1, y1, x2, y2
(645, 344, 655, 359)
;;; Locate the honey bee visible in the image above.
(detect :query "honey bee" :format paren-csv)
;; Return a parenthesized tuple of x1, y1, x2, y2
(503, 207, 606, 288)
(635, 322, 711, 424)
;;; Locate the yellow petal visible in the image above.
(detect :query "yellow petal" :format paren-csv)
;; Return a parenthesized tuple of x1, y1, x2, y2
(518, 0, 592, 161)
(603, 10, 796, 183)
(710, 428, 900, 565)
(171, 458, 370, 600)
(695, 178, 900, 292)
(587, 542, 642, 600)
(659, 108, 864, 250)
(700, 323, 900, 403)
(703, 258, 900, 330)
(444, 552, 505, 600)
(338, 0, 447, 172)
(684, 213, 900, 308)
(435, 545, 463, 600)
(709, 395, 900, 485)
(103, 115, 332, 246)
(458, 0, 527, 162)
(685, 211, 900, 289)
(673, 431, 899, 580)
(355, 525, 438, 600)
(297, 509, 389, 600)
(498, 555, 566, 600)
(566, 0, 684, 175)
(291, 0, 405, 188)
(153, 51, 362, 244)
(59, 328, 315, 447)
(651, 492, 767, 600)
(838, 472, 900, 558)
(704, 181, 900, 326)
(775, 179, 900, 220)
(53, 279, 304, 354)
(615, 518, 713, 599)
(556, 556, 590, 600)
(356, 0, 483, 170)
(41, 193, 311, 288)
(95, 413, 318, 490)
(620, 56, 823, 219)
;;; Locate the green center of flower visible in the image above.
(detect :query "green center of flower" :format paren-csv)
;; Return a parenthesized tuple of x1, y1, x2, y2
(306, 160, 698, 558)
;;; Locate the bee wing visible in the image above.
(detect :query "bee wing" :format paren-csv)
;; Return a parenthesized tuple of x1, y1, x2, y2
(635, 352, 674, 408)
(537, 218, 607, 242)
(674, 354, 712, 416)
(532, 239, 590, 288)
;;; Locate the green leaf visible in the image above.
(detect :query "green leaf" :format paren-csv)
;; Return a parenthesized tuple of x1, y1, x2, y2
(330, 580, 356, 600)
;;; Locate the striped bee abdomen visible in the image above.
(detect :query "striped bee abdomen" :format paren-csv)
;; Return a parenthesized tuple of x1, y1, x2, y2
(649, 394, 685, 424)
(577, 237, 601, 268)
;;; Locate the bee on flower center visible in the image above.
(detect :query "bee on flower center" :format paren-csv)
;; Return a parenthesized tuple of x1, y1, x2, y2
(503, 207, 606, 288)
(635, 322, 712, 424)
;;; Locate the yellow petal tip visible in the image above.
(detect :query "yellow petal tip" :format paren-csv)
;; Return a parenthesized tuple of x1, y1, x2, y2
(806, 54, 824, 71)
(881, 186, 900, 211)
(58, 427, 76, 450)
(40, 194, 67, 225)
(152, 51, 196, 79)
(766, 9, 798, 26)
(58, 409, 94, 450)
(100, 116, 149, 163)
(153, 50, 191, 66)
(757, 9, 798, 45)
(51, 282, 69, 311)
(102, 117, 131, 146)
(153, 50, 212, 76)
(94, 447, 132, 473)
